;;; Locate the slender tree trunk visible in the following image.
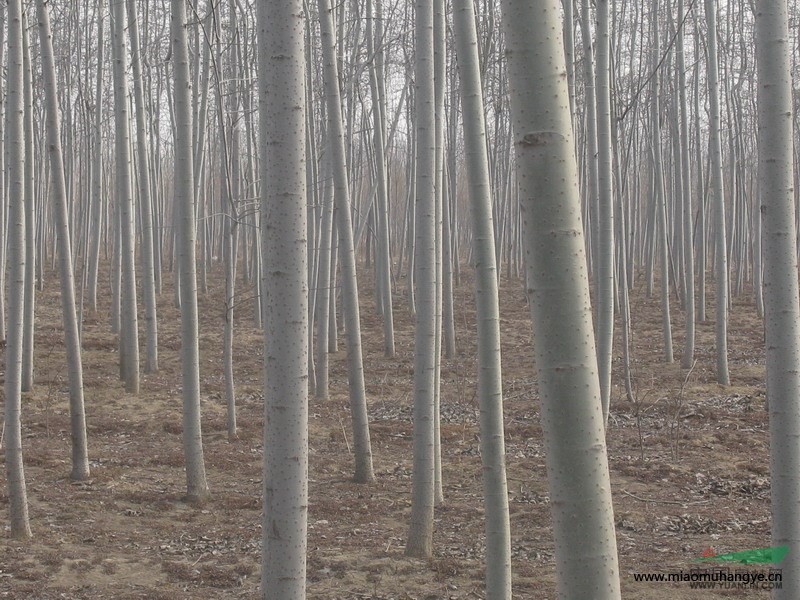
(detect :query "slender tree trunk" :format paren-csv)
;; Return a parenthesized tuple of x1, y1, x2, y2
(441, 159, 456, 358)
(452, 0, 512, 595)
(223, 204, 239, 440)
(499, 0, 621, 596)
(595, 0, 614, 418)
(304, 13, 318, 393)
(36, 0, 91, 481)
(562, 0, 575, 119)
(652, 0, 673, 364)
(110, 0, 140, 393)
(172, 0, 210, 503)
(704, 0, 730, 385)
(20, 17, 35, 392)
(126, 0, 158, 374)
(4, 0, 32, 540)
(678, 0, 696, 369)
(694, 12, 707, 324)
(0, 4, 6, 343)
(259, 0, 309, 596)
(432, 0, 445, 507)
(366, 0, 395, 357)
(317, 0, 375, 483)
(406, 0, 437, 559)
(579, 0, 599, 287)
(755, 2, 800, 597)
(87, 15, 103, 314)
(315, 154, 334, 400)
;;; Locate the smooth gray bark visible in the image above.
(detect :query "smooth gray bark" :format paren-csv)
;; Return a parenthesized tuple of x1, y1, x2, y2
(36, 0, 91, 482)
(0, 4, 6, 342)
(452, 0, 512, 595)
(87, 15, 103, 314)
(172, 0, 210, 503)
(755, 2, 800, 597)
(704, 0, 730, 385)
(110, 0, 140, 393)
(677, 0, 696, 369)
(315, 154, 334, 400)
(406, 0, 437, 559)
(20, 19, 34, 392)
(651, 0, 673, 364)
(258, 0, 309, 596)
(317, 0, 375, 483)
(126, 0, 159, 374)
(499, 0, 622, 597)
(4, 0, 31, 539)
(432, 0, 445, 508)
(595, 0, 614, 418)
(366, 0, 395, 357)
(579, 0, 599, 285)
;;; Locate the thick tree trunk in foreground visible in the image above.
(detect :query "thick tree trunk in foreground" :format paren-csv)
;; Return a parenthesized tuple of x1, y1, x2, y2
(258, 0, 309, 596)
(499, 0, 621, 597)
(755, 2, 800, 597)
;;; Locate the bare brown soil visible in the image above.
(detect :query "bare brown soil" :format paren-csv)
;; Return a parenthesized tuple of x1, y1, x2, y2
(0, 263, 772, 598)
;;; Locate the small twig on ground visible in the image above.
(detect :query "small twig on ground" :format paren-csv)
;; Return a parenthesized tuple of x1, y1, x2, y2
(190, 552, 207, 567)
(338, 416, 351, 454)
(622, 489, 709, 506)
(671, 358, 698, 461)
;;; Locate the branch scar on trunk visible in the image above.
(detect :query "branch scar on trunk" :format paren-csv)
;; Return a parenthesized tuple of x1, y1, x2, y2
(519, 131, 565, 147)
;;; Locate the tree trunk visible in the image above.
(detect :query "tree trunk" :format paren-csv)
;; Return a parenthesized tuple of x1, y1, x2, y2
(36, 0, 91, 482)
(755, 2, 800, 596)
(406, 0, 437, 559)
(317, 0, 375, 483)
(315, 154, 334, 400)
(126, 0, 159, 374)
(652, 0, 673, 364)
(579, 0, 599, 288)
(110, 0, 140, 393)
(0, 3, 6, 343)
(171, 0, 210, 503)
(452, 0, 512, 594)
(4, 0, 32, 539)
(366, 0, 395, 357)
(87, 14, 103, 314)
(432, 0, 445, 508)
(258, 0, 309, 595)
(704, 0, 730, 385)
(499, 0, 622, 596)
(595, 0, 614, 418)
(677, 0, 696, 369)
(21, 18, 34, 392)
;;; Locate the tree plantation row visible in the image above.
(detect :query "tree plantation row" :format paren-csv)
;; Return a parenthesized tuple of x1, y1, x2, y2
(0, 0, 798, 599)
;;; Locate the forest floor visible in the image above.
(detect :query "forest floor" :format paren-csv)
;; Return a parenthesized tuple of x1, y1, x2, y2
(0, 262, 774, 599)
